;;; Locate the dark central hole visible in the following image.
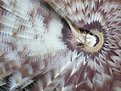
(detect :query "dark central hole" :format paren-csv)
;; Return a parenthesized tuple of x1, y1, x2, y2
(79, 28, 93, 35)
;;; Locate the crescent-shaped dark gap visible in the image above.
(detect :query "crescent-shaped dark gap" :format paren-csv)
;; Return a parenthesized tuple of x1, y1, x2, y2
(79, 28, 99, 47)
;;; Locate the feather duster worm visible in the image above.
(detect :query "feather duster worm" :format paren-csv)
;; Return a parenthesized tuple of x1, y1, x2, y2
(44, 0, 121, 91)
(0, 0, 121, 91)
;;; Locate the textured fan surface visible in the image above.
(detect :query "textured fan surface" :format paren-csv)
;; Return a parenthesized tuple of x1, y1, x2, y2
(0, 0, 121, 91)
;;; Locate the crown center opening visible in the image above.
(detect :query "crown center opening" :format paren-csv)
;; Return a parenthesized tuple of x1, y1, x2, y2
(79, 28, 104, 53)
(65, 18, 104, 53)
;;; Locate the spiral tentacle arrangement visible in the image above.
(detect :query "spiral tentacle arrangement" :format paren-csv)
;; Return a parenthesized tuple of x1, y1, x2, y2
(0, 0, 121, 91)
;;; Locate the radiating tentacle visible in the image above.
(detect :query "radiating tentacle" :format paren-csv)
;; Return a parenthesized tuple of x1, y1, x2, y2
(44, 0, 121, 91)
(0, 0, 67, 90)
(0, 0, 121, 91)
